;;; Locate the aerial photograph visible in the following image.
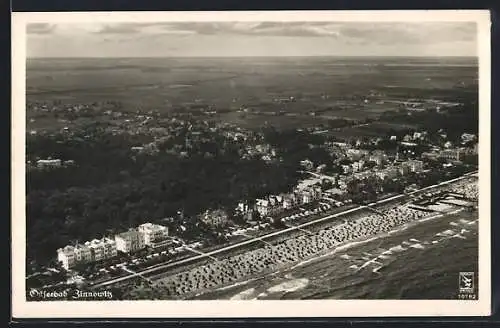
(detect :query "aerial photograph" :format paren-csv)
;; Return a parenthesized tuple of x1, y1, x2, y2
(24, 20, 479, 301)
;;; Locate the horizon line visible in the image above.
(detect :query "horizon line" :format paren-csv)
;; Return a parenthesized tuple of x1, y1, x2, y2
(27, 55, 478, 59)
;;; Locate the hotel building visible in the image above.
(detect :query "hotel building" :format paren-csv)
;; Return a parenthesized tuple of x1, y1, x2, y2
(56, 244, 92, 270)
(88, 238, 118, 261)
(57, 238, 118, 270)
(57, 246, 77, 270)
(114, 228, 146, 253)
(138, 223, 169, 245)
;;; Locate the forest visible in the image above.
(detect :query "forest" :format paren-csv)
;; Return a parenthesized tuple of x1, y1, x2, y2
(26, 128, 321, 264)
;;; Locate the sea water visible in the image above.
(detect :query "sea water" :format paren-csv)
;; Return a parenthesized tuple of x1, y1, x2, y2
(195, 210, 478, 300)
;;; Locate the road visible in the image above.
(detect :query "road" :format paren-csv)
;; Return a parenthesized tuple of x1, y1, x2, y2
(311, 123, 373, 134)
(92, 171, 477, 288)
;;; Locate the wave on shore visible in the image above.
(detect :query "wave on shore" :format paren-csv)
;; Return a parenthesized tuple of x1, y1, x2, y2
(230, 288, 256, 300)
(289, 236, 380, 271)
(267, 278, 309, 293)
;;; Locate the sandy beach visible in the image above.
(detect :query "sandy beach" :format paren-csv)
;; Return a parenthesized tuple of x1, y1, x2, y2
(148, 178, 478, 299)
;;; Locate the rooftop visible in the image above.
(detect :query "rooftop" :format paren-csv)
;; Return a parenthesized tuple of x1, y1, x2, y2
(115, 229, 141, 239)
(138, 222, 167, 232)
(89, 237, 116, 246)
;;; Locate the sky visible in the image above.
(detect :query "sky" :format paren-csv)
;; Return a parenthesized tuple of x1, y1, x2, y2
(26, 21, 478, 58)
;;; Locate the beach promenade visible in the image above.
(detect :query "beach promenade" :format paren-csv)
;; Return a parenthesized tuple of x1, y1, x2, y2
(93, 171, 477, 291)
(152, 177, 478, 298)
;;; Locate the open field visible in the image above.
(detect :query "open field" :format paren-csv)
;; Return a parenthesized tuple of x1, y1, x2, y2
(27, 57, 478, 129)
(328, 122, 418, 138)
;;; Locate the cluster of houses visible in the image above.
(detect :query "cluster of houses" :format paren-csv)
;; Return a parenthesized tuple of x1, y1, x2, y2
(57, 222, 169, 270)
(372, 159, 424, 179)
(422, 147, 475, 162)
(335, 159, 424, 188)
(236, 185, 323, 218)
(199, 209, 230, 228)
(130, 142, 159, 155)
(242, 143, 278, 162)
(402, 131, 430, 143)
(222, 130, 251, 142)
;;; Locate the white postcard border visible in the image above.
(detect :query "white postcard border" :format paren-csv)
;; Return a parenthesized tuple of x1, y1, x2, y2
(11, 10, 492, 318)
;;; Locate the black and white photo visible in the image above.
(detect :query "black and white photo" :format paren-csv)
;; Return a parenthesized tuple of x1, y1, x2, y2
(11, 10, 491, 317)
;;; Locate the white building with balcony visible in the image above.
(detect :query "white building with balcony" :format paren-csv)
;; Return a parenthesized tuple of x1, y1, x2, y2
(57, 246, 77, 270)
(56, 243, 91, 270)
(115, 229, 146, 253)
(57, 237, 118, 270)
(88, 237, 117, 261)
(138, 223, 169, 246)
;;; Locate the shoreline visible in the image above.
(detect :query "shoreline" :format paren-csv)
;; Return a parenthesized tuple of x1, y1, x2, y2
(118, 175, 478, 299)
(192, 207, 467, 299)
(93, 173, 477, 289)
(149, 208, 475, 299)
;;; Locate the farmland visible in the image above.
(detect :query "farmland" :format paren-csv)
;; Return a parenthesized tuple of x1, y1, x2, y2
(27, 56, 477, 131)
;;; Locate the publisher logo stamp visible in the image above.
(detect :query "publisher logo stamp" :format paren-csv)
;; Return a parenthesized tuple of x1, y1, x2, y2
(458, 272, 474, 294)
